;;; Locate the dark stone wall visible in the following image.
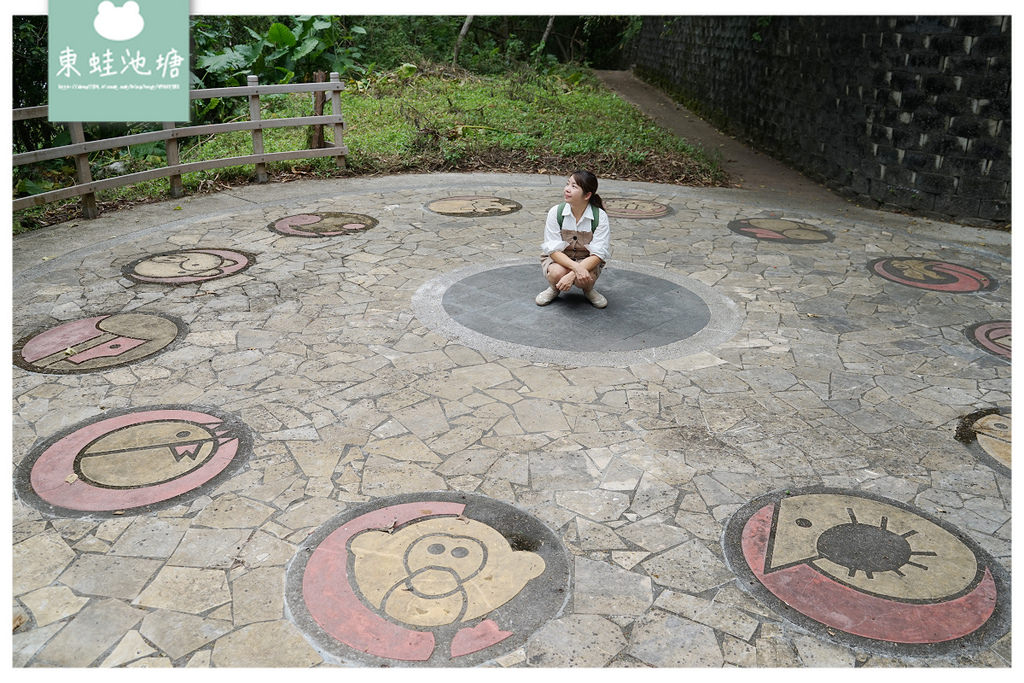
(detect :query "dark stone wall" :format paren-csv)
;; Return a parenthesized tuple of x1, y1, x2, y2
(633, 16, 1010, 225)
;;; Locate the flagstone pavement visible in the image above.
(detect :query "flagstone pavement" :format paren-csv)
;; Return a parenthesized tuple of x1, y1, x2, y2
(11, 172, 1011, 667)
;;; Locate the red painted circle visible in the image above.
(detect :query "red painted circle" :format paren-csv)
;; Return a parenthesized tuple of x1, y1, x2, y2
(302, 501, 466, 661)
(869, 258, 994, 292)
(967, 321, 1011, 359)
(29, 408, 242, 512)
(739, 502, 997, 644)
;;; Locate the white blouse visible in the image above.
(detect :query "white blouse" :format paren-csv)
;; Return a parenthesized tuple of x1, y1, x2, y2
(540, 203, 611, 262)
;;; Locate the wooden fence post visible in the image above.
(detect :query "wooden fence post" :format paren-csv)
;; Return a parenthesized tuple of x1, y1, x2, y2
(329, 72, 347, 168)
(163, 121, 184, 197)
(68, 121, 99, 219)
(310, 70, 326, 149)
(247, 75, 268, 183)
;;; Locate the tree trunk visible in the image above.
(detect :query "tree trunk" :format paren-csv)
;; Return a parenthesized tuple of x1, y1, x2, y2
(538, 16, 555, 55)
(453, 16, 474, 65)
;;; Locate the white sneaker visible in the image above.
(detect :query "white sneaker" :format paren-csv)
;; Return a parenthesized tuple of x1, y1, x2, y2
(535, 287, 558, 305)
(585, 288, 607, 308)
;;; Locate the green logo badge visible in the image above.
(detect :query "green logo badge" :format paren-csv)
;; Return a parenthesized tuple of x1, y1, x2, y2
(48, 1, 189, 122)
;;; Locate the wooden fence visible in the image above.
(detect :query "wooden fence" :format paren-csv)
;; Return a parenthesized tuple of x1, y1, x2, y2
(12, 72, 348, 219)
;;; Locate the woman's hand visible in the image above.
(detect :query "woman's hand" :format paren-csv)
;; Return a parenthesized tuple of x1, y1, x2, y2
(556, 270, 577, 291)
(574, 265, 594, 288)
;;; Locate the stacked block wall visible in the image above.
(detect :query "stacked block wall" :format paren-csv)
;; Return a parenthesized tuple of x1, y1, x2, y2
(633, 16, 1010, 224)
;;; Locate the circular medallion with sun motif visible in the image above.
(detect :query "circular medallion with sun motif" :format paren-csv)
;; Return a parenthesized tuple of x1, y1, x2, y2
(723, 487, 1010, 654)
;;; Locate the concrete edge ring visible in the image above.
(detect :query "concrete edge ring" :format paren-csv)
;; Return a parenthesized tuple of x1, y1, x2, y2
(12, 312, 188, 375)
(411, 258, 744, 368)
(721, 485, 1012, 657)
(13, 404, 253, 518)
(284, 491, 572, 667)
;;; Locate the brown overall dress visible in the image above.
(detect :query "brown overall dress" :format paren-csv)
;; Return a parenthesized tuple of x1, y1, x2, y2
(541, 226, 603, 277)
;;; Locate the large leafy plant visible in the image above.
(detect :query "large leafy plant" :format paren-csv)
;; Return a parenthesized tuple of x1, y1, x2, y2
(195, 16, 367, 87)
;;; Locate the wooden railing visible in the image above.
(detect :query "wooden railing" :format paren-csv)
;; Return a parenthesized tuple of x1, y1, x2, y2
(13, 72, 348, 218)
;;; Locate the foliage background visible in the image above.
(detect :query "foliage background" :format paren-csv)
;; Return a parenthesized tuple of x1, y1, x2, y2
(12, 15, 722, 231)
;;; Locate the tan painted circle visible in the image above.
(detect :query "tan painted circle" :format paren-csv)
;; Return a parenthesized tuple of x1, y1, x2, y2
(603, 198, 670, 218)
(349, 517, 545, 627)
(300, 214, 370, 233)
(770, 493, 978, 600)
(747, 218, 829, 241)
(132, 251, 227, 279)
(78, 421, 218, 488)
(974, 413, 1011, 469)
(426, 196, 520, 217)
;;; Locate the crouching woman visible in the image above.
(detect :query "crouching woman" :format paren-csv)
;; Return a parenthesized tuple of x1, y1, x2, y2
(535, 170, 610, 308)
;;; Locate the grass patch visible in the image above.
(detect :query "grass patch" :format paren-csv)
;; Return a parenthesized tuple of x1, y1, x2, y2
(14, 64, 725, 231)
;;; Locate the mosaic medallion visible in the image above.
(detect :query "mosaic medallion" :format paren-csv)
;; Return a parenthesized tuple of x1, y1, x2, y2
(122, 248, 256, 285)
(724, 487, 1009, 654)
(287, 492, 570, 666)
(13, 313, 185, 374)
(603, 198, 671, 219)
(965, 320, 1010, 360)
(269, 212, 378, 237)
(728, 218, 834, 243)
(425, 196, 521, 217)
(16, 406, 251, 516)
(956, 410, 1011, 476)
(868, 258, 995, 292)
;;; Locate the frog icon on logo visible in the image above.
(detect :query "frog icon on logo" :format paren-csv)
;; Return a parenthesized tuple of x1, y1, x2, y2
(93, 2, 145, 41)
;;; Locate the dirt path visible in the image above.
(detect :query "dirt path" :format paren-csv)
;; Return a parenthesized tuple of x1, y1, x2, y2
(594, 69, 851, 211)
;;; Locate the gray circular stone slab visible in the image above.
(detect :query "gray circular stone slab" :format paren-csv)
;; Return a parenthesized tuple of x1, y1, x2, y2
(412, 259, 742, 366)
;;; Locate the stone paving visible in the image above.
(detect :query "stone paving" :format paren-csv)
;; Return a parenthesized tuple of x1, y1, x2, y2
(10, 172, 1011, 667)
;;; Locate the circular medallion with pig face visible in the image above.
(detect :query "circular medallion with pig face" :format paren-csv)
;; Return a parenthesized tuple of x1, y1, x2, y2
(287, 493, 570, 666)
